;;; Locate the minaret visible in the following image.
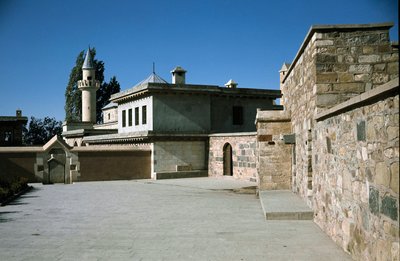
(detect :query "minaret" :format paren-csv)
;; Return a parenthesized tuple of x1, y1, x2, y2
(78, 48, 100, 123)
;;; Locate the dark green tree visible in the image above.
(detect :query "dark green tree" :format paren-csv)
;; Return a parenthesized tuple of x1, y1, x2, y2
(96, 76, 120, 123)
(64, 48, 105, 122)
(23, 117, 62, 145)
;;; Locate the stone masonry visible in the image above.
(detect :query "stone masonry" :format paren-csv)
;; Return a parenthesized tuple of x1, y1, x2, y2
(276, 23, 399, 260)
(208, 133, 257, 181)
(280, 23, 399, 206)
(314, 79, 399, 260)
(256, 110, 292, 190)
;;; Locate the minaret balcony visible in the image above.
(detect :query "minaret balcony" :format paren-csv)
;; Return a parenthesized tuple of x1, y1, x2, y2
(78, 80, 100, 89)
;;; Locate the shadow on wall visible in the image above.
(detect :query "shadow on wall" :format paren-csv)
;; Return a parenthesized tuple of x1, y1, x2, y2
(0, 153, 37, 182)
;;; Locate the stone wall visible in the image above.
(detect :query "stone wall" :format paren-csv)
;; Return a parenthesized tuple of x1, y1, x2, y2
(78, 150, 151, 181)
(208, 133, 257, 181)
(152, 141, 207, 178)
(0, 141, 152, 183)
(313, 79, 399, 260)
(0, 152, 38, 182)
(256, 110, 292, 190)
(281, 23, 398, 206)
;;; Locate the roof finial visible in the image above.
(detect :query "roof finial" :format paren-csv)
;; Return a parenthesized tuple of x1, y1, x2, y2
(152, 62, 155, 74)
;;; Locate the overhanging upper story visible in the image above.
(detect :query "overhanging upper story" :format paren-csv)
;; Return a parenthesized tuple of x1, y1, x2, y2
(109, 77, 282, 135)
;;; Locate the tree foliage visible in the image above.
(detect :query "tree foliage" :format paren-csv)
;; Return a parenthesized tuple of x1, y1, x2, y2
(96, 76, 120, 123)
(64, 48, 120, 123)
(64, 48, 105, 122)
(23, 117, 62, 145)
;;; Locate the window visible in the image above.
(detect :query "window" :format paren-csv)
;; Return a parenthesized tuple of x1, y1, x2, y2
(142, 105, 147, 125)
(232, 106, 243, 125)
(122, 110, 126, 127)
(108, 113, 110, 120)
(4, 131, 12, 142)
(135, 107, 139, 125)
(128, 109, 133, 126)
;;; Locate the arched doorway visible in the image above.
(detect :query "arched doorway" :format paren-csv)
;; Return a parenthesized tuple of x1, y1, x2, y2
(223, 143, 233, 176)
(47, 148, 66, 184)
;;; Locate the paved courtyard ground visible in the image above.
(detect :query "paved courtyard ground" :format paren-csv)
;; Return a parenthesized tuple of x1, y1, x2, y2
(0, 177, 351, 261)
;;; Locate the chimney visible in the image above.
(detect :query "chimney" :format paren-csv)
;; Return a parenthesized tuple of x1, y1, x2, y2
(171, 66, 187, 84)
(224, 79, 238, 88)
(16, 109, 22, 117)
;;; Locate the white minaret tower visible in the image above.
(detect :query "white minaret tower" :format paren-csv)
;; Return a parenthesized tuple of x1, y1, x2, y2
(78, 48, 100, 123)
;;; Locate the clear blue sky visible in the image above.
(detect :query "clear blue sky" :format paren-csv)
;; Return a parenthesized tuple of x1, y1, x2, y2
(0, 0, 398, 121)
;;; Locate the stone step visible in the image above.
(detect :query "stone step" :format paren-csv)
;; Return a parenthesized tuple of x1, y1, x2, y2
(259, 190, 314, 220)
(154, 170, 208, 180)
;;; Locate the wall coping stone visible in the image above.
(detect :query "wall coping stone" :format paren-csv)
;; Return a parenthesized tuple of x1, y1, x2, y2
(282, 22, 394, 84)
(256, 110, 291, 123)
(316, 78, 399, 121)
(71, 144, 151, 152)
(0, 146, 43, 153)
(208, 132, 256, 137)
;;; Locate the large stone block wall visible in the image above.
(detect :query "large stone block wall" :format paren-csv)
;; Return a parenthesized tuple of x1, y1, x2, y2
(78, 151, 151, 181)
(256, 111, 292, 190)
(281, 29, 317, 204)
(208, 134, 257, 181)
(314, 29, 398, 109)
(313, 82, 399, 260)
(281, 24, 398, 206)
(152, 141, 207, 178)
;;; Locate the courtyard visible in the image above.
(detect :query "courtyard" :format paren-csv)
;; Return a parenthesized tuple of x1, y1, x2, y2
(0, 177, 350, 260)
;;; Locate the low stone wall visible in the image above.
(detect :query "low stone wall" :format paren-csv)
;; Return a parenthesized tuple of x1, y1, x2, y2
(0, 152, 38, 182)
(208, 133, 257, 181)
(0, 141, 152, 183)
(78, 151, 151, 181)
(313, 79, 399, 260)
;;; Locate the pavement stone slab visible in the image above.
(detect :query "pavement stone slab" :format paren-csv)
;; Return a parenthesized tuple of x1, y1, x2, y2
(0, 178, 351, 260)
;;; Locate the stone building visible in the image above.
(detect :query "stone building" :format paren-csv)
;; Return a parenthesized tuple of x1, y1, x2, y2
(59, 49, 282, 180)
(0, 21, 398, 261)
(256, 22, 399, 260)
(0, 110, 27, 146)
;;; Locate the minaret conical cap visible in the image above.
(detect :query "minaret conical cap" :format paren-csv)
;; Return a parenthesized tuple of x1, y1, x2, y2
(82, 48, 94, 69)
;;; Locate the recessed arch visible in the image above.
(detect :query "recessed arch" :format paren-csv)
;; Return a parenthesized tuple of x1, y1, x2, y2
(223, 143, 233, 176)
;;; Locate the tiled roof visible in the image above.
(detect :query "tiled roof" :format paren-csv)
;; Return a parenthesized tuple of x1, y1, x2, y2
(136, 72, 168, 86)
(102, 102, 118, 110)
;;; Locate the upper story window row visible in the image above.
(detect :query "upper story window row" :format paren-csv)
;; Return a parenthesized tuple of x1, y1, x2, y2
(122, 105, 147, 128)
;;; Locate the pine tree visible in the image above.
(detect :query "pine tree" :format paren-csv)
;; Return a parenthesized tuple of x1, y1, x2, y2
(23, 117, 62, 145)
(64, 48, 106, 122)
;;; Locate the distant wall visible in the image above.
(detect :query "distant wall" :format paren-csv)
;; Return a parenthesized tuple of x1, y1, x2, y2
(152, 141, 207, 178)
(78, 151, 151, 181)
(208, 133, 257, 181)
(0, 146, 151, 183)
(0, 152, 37, 182)
(313, 79, 399, 260)
(210, 96, 277, 133)
(153, 94, 211, 133)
